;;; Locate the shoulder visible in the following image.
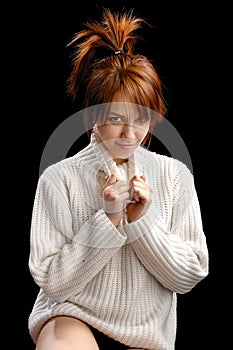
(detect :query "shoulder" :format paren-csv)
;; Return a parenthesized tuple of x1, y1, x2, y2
(139, 146, 191, 171)
(39, 144, 91, 184)
(138, 146, 193, 183)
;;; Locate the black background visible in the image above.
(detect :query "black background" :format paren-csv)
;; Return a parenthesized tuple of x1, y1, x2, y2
(10, 0, 226, 349)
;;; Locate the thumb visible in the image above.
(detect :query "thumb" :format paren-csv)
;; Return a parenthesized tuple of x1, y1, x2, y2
(107, 173, 119, 184)
(140, 175, 146, 182)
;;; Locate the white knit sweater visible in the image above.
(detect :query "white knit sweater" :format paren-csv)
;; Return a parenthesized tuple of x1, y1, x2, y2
(28, 133, 209, 350)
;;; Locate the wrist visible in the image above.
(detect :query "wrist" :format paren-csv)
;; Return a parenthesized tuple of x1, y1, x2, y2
(106, 212, 123, 227)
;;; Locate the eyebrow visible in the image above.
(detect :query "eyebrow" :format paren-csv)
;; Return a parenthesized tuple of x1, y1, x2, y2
(109, 111, 143, 120)
(109, 111, 126, 118)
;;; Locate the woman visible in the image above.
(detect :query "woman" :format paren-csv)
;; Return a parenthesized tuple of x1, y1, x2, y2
(28, 9, 209, 350)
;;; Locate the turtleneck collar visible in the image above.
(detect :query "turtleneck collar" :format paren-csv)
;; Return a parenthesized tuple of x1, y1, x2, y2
(89, 131, 141, 180)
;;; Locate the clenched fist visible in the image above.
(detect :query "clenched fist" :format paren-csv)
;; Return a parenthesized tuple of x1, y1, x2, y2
(127, 175, 153, 222)
(102, 173, 129, 227)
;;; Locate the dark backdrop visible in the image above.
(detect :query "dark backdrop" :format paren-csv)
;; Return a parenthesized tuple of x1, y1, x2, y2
(11, 1, 224, 349)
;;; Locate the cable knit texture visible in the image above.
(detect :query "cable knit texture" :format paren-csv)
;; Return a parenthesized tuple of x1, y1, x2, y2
(28, 133, 209, 350)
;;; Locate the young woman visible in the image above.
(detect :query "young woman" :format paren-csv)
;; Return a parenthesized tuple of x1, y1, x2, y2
(28, 9, 209, 350)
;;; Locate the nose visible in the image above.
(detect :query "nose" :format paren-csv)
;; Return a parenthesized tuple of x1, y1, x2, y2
(121, 123, 135, 139)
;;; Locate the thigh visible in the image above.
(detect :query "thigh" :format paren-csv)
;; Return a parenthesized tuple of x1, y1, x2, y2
(35, 316, 99, 350)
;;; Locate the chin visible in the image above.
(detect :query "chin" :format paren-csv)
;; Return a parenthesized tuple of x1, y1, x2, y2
(112, 150, 135, 159)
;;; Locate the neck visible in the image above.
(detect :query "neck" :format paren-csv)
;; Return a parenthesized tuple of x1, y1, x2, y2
(114, 158, 128, 165)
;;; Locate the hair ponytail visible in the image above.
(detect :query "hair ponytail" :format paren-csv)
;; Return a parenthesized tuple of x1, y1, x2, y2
(66, 9, 147, 100)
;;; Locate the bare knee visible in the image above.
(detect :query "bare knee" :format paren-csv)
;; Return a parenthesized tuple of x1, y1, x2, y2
(35, 316, 99, 350)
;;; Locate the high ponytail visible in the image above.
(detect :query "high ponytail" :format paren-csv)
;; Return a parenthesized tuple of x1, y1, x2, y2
(66, 9, 146, 100)
(66, 8, 167, 139)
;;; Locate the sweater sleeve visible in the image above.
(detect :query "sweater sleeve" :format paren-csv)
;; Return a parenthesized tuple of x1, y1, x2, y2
(28, 165, 126, 302)
(120, 159, 209, 294)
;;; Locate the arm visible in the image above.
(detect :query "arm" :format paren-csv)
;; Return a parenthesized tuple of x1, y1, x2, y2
(120, 159, 209, 294)
(29, 165, 126, 302)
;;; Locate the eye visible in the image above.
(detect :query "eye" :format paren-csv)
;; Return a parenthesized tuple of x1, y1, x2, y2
(135, 115, 149, 123)
(107, 115, 124, 123)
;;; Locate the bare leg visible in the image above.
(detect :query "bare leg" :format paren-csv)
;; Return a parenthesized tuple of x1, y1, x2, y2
(35, 316, 99, 350)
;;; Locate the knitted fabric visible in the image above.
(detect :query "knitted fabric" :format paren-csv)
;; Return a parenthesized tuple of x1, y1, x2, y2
(28, 133, 208, 350)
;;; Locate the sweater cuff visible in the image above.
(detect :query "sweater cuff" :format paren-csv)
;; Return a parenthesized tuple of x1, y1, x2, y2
(73, 209, 127, 248)
(121, 203, 167, 243)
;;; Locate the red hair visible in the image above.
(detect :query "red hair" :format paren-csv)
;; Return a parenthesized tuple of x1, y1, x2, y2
(66, 9, 167, 146)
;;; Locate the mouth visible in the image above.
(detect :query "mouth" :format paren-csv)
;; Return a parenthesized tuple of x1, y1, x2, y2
(116, 142, 137, 150)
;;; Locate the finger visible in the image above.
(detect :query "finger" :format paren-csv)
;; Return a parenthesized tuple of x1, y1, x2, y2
(107, 174, 117, 183)
(131, 187, 152, 203)
(103, 190, 130, 213)
(133, 185, 152, 195)
(130, 181, 149, 191)
(105, 173, 120, 185)
(105, 181, 128, 195)
(140, 175, 146, 182)
(103, 181, 129, 199)
(131, 182, 147, 190)
(130, 175, 146, 185)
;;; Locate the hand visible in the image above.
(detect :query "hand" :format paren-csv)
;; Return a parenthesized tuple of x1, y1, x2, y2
(102, 173, 129, 227)
(126, 175, 152, 222)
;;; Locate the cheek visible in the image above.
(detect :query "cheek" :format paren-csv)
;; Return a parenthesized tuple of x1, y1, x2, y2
(99, 126, 115, 141)
(98, 125, 121, 141)
(136, 126, 149, 140)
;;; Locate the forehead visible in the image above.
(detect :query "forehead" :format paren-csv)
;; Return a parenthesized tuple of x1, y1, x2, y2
(109, 90, 149, 119)
(109, 102, 147, 119)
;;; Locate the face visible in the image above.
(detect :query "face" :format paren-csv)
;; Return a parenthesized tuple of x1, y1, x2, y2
(96, 100, 150, 163)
